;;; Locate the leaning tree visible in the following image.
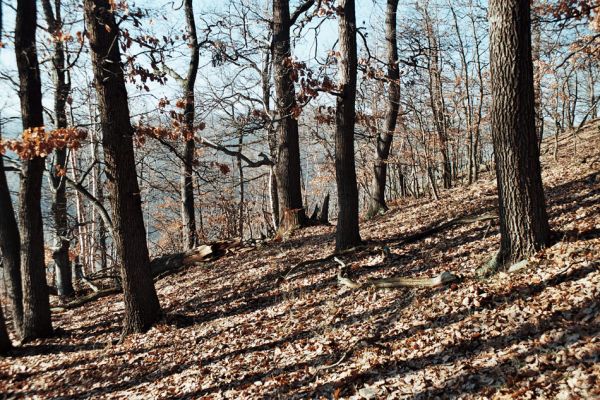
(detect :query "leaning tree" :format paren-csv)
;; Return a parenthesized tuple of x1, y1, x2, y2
(84, 0, 162, 334)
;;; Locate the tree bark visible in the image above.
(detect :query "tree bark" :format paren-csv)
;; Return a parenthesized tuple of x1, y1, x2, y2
(272, 0, 306, 231)
(368, 0, 400, 216)
(181, 0, 199, 251)
(335, 0, 361, 251)
(470, 10, 484, 183)
(15, 0, 53, 341)
(0, 148, 23, 337)
(0, 0, 24, 339)
(488, 0, 550, 267)
(262, 51, 280, 232)
(532, 15, 544, 150)
(0, 299, 11, 355)
(42, 0, 74, 297)
(84, 0, 161, 334)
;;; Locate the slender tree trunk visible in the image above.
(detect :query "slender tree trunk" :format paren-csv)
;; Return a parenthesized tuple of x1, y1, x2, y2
(488, 0, 550, 268)
(261, 49, 279, 231)
(335, 0, 361, 251)
(95, 151, 108, 272)
(450, 4, 474, 185)
(15, 0, 53, 341)
(272, 0, 306, 231)
(423, 7, 451, 189)
(237, 131, 244, 238)
(70, 149, 90, 274)
(84, 0, 161, 335)
(42, 0, 73, 296)
(0, 1, 23, 338)
(368, 0, 400, 217)
(181, 0, 199, 251)
(532, 15, 544, 150)
(470, 9, 484, 182)
(0, 141, 23, 337)
(589, 65, 597, 119)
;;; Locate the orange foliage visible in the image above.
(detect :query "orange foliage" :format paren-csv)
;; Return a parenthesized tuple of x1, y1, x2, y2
(0, 127, 87, 159)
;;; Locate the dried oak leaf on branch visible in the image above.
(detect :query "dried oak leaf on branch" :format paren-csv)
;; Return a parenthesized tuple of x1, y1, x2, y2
(0, 127, 87, 159)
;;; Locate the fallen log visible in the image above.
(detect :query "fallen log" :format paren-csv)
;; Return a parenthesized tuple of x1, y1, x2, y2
(149, 240, 241, 278)
(52, 241, 241, 312)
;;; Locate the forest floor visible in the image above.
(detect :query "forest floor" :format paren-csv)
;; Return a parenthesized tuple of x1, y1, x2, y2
(1, 123, 599, 399)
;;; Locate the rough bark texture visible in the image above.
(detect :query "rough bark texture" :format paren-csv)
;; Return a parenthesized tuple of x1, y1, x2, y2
(368, 0, 400, 216)
(84, 0, 161, 335)
(181, 0, 199, 251)
(489, 0, 550, 267)
(335, 0, 361, 251)
(0, 299, 11, 355)
(42, 0, 73, 297)
(272, 0, 306, 231)
(15, 0, 53, 341)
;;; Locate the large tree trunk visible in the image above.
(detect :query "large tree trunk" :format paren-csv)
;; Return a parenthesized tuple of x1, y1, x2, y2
(488, 0, 550, 268)
(181, 0, 199, 251)
(368, 0, 400, 217)
(0, 299, 11, 355)
(335, 0, 361, 251)
(15, 0, 53, 341)
(42, 0, 74, 297)
(84, 0, 161, 335)
(272, 0, 306, 231)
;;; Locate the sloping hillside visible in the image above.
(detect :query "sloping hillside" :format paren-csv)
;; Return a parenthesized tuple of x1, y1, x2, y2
(1, 124, 598, 399)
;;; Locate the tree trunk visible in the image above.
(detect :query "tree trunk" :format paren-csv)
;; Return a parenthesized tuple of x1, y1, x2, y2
(423, 7, 451, 189)
(488, 0, 550, 267)
(450, 4, 474, 185)
(181, 0, 199, 251)
(368, 0, 400, 216)
(0, 143, 23, 337)
(335, 0, 361, 251)
(42, 0, 73, 297)
(272, 0, 306, 231)
(532, 15, 544, 150)
(84, 0, 161, 335)
(15, 0, 53, 341)
(0, 299, 11, 355)
(318, 193, 330, 224)
(237, 131, 245, 238)
(470, 9, 484, 182)
(262, 49, 279, 232)
(0, 0, 24, 339)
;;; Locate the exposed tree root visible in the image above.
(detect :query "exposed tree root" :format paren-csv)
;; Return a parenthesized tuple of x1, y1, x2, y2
(389, 212, 497, 247)
(51, 287, 120, 312)
(284, 212, 497, 281)
(334, 257, 459, 289)
(283, 245, 368, 280)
